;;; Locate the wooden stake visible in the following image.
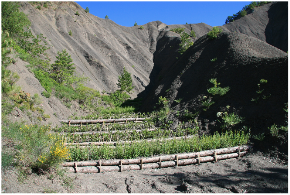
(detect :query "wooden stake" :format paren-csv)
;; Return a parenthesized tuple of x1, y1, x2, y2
(99, 160, 102, 173)
(69, 121, 71, 127)
(74, 163, 77, 173)
(175, 155, 179, 167)
(214, 151, 217, 162)
(238, 147, 241, 159)
(120, 160, 123, 172)
(197, 153, 200, 165)
(159, 157, 162, 168)
(140, 159, 143, 170)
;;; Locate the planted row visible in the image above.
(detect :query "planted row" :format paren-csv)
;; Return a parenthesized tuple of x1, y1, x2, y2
(68, 130, 250, 161)
(65, 127, 199, 143)
(53, 121, 155, 133)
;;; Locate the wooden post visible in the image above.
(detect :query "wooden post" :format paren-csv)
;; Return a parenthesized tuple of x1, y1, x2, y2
(197, 153, 200, 165)
(159, 157, 162, 168)
(74, 163, 77, 173)
(140, 159, 143, 170)
(120, 160, 123, 172)
(238, 147, 241, 159)
(80, 122, 82, 128)
(99, 160, 102, 173)
(214, 151, 217, 162)
(175, 155, 179, 167)
(69, 121, 71, 127)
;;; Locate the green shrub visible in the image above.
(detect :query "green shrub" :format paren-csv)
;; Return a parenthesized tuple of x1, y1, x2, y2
(190, 30, 196, 38)
(68, 30, 72, 36)
(139, 26, 144, 30)
(134, 21, 137, 26)
(117, 67, 134, 94)
(36, 5, 41, 10)
(85, 7, 89, 13)
(50, 49, 75, 84)
(105, 15, 109, 19)
(240, 9, 247, 17)
(207, 27, 222, 39)
(207, 78, 230, 96)
(75, 11, 80, 16)
(12, 124, 69, 172)
(170, 28, 194, 54)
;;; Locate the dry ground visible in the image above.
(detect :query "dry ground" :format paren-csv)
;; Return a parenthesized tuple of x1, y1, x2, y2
(1, 152, 287, 193)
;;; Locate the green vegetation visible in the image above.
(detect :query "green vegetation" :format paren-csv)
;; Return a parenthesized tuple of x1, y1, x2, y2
(225, 1, 271, 24)
(251, 79, 270, 103)
(210, 57, 217, 62)
(217, 107, 244, 131)
(134, 21, 138, 26)
(105, 15, 109, 19)
(190, 30, 196, 38)
(85, 7, 89, 13)
(139, 26, 144, 30)
(170, 28, 194, 54)
(75, 11, 80, 16)
(207, 27, 223, 39)
(68, 130, 249, 161)
(68, 30, 72, 36)
(207, 78, 230, 96)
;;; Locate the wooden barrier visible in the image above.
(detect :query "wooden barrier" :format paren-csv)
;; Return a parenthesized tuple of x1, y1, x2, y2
(62, 145, 251, 173)
(60, 118, 146, 125)
(60, 128, 156, 135)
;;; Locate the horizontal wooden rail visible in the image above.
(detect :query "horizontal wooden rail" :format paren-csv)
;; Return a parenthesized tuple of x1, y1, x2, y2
(65, 134, 197, 147)
(62, 145, 251, 173)
(60, 128, 156, 135)
(59, 118, 147, 125)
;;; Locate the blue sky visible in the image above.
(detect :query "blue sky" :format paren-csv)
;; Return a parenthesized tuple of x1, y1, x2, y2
(76, 1, 252, 27)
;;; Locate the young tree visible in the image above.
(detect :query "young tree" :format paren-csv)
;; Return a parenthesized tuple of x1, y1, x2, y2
(50, 49, 75, 84)
(117, 67, 134, 94)
(85, 7, 89, 13)
(134, 21, 138, 26)
(105, 15, 109, 19)
(2, 2, 31, 36)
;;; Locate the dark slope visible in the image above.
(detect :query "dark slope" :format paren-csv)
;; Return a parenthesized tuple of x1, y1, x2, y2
(140, 31, 287, 139)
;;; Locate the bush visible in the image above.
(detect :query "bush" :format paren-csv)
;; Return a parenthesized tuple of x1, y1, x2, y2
(75, 11, 80, 16)
(14, 124, 69, 172)
(117, 67, 134, 94)
(207, 27, 222, 39)
(139, 26, 144, 30)
(134, 21, 137, 26)
(207, 78, 230, 96)
(190, 30, 196, 38)
(68, 30, 72, 36)
(85, 7, 89, 13)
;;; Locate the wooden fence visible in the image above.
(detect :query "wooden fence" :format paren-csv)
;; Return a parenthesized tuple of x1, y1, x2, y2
(63, 145, 251, 173)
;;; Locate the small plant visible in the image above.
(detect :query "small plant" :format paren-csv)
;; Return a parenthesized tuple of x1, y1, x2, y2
(251, 79, 270, 103)
(202, 96, 215, 111)
(252, 133, 265, 141)
(139, 26, 144, 30)
(75, 11, 80, 16)
(269, 124, 279, 137)
(207, 78, 230, 96)
(85, 7, 89, 13)
(68, 30, 72, 36)
(105, 15, 109, 19)
(207, 27, 222, 39)
(134, 21, 138, 26)
(210, 58, 217, 62)
(36, 5, 41, 10)
(43, 2, 48, 8)
(174, 98, 182, 104)
(170, 28, 194, 54)
(190, 30, 196, 38)
(217, 106, 244, 130)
